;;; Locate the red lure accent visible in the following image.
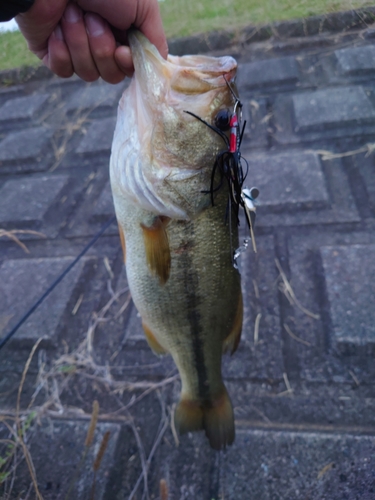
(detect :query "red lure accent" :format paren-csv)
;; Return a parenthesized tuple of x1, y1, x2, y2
(229, 114, 238, 153)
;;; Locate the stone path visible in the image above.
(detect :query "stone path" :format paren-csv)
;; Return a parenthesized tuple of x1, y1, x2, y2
(1, 9, 375, 500)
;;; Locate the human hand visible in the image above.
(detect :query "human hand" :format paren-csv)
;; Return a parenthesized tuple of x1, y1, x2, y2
(16, 0, 168, 83)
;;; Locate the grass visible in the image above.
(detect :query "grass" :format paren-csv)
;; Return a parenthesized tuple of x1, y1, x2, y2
(0, 0, 374, 71)
(0, 281, 176, 499)
(0, 30, 39, 71)
(159, 0, 375, 37)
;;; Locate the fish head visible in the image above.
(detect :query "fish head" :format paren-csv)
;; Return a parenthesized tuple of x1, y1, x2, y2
(111, 30, 238, 218)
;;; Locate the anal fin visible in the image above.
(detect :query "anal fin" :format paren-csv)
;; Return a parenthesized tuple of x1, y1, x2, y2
(223, 291, 243, 355)
(142, 322, 168, 355)
(141, 216, 171, 284)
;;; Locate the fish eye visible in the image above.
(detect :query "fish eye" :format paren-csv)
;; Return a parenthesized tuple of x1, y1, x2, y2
(215, 109, 230, 131)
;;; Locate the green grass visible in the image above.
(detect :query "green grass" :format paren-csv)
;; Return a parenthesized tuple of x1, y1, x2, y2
(0, 0, 374, 71)
(0, 29, 39, 71)
(159, 0, 375, 38)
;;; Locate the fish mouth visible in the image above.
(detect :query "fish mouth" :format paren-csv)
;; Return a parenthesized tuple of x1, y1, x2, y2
(128, 30, 237, 96)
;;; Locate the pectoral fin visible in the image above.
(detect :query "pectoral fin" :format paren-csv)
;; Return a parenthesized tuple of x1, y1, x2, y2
(223, 291, 243, 355)
(141, 216, 171, 284)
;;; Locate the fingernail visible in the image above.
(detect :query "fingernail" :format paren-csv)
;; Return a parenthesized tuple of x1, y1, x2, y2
(85, 13, 105, 37)
(53, 25, 64, 41)
(64, 3, 82, 23)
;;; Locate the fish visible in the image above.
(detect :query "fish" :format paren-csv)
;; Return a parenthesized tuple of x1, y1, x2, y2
(110, 30, 243, 450)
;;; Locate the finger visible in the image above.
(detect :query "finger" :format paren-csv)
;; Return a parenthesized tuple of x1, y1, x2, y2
(44, 25, 74, 78)
(76, 0, 168, 59)
(16, 0, 69, 59)
(61, 2, 99, 82)
(136, 0, 168, 60)
(85, 13, 126, 84)
(114, 45, 134, 78)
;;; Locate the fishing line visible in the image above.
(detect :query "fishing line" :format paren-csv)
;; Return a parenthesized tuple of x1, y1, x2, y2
(0, 215, 116, 351)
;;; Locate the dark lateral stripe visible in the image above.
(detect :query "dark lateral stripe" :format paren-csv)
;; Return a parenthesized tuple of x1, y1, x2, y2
(182, 234, 210, 402)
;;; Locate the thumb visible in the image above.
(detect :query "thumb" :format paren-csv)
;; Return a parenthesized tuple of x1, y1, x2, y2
(16, 0, 68, 59)
(114, 45, 134, 78)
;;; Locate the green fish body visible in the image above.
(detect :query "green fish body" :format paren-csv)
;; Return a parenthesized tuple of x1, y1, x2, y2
(110, 31, 242, 450)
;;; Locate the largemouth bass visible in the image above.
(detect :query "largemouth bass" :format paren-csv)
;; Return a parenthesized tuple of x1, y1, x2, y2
(110, 31, 242, 450)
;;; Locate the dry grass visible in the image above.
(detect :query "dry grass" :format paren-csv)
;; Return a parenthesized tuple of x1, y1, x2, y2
(311, 142, 375, 160)
(0, 283, 178, 499)
(317, 461, 335, 479)
(253, 312, 262, 345)
(160, 479, 169, 500)
(277, 372, 294, 397)
(284, 322, 312, 347)
(0, 229, 46, 253)
(275, 258, 320, 320)
(42, 85, 122, 172)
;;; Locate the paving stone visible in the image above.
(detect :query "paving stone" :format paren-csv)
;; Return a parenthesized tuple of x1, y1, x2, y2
(246, 153, 360, 227)
(335, 45, 375, 75)
(349, 152, 375, 216)
(247, 151, 329, 212)
(238, 56, 300, 89)
(288, 230, 375, 384)
(77, 117, 116, 154)
(92, 266, 176, 378)
(320, 244, 375, 355)
(65, 82, 123, 114)
(92, 181, 115, 220)
(273, 94, 375, 145)
(231, 382, 375, 428)
(101, 386, 214, 499)
(96, 390, 179, 499)
(125, 303, 147, 344)
(0, 126, 53, 162)
(224, 235, 284, 381)
(0, 257, 86, 345)
(0, 175, 69, 224)
(242, 97, 269, 148)
(63, 170, 119, 238)
(154, 430, 216, 500)
(0, 93, 49, 123)
(0, 85, 22, 99)
(219, 428, 375, 500)
(293, 86, 375, 132)
(0, 419, 121, 499)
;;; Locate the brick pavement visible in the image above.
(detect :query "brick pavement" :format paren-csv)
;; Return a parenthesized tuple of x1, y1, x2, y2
(1, 9, 375, 499)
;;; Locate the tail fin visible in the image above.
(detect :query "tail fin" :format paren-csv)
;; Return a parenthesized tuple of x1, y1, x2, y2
(174, 386, 235, 451)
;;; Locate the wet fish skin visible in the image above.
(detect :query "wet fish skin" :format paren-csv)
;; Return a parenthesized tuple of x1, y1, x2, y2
(110, 30, 242, 450)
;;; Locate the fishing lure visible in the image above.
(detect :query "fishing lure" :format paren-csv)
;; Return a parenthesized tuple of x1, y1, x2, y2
(184, 77, 259, 267)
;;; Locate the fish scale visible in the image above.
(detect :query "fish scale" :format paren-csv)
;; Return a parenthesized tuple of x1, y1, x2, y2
(110, 30, 243, 450)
